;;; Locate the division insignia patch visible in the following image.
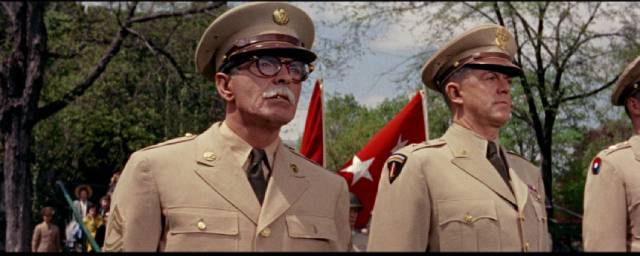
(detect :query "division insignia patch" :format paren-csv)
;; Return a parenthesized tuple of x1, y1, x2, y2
(387, 153, 407, 184)
(591, 157, 602, 175)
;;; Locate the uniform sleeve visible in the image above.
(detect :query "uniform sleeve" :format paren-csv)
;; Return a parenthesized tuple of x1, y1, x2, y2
(367, 152, 430, 251)
(583, 156, 627, 251)
(333, 178, 351, 251)
(32, 225, 41, 252)
(104, 152, 162, 252)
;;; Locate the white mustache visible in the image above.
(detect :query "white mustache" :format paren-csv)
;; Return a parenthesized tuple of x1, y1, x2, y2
(262, 86, 296, 104)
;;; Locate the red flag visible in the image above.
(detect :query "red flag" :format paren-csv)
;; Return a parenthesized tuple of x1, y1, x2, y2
(300, 79, 324, 166)
(338, 91, 426, 228)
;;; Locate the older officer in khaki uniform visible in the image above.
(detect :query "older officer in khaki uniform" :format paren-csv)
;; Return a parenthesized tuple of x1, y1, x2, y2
(583, 56, 640, 252)
(104, 2, 350, 252)
(367, 24, 552, 252)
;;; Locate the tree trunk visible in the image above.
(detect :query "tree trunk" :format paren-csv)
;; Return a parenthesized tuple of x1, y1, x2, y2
(3, 117, 33, 252)
(540, 141, 554, 219)
(0, 2, 47, 251)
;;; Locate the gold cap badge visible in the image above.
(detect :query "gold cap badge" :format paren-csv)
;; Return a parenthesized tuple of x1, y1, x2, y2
(273, 8, 289, 25)
(495, 27, 508, 50)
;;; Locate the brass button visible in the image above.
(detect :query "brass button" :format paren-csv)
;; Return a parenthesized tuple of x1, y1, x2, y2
(197, 220, 207, 230)
(519, 214, 525, 222)
(260, 227, 271, 237)
(203, 152, 216, 162)
(524, 242, 530, 251)
(290, 164, 298, 173)
(463, 214, 473, 224)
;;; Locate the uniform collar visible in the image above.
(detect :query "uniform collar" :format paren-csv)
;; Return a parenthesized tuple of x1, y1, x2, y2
(629, 134, 640, 161)
(219, 121, 280, 169)
(446, 123, 502, 157)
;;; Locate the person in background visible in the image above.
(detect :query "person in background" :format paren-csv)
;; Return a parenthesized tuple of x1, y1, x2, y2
(32, 206, 61, 252)
(98, 195, 110, 217)
(83, 205, 103, 252)
(583, 55, 640, 252)
(349, 193, 368, 252)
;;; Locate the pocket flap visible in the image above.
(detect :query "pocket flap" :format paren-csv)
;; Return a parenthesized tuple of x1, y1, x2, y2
(286, 215, 337, 241)
(438, 200, 498, 226)
(168, 207, 238, 235)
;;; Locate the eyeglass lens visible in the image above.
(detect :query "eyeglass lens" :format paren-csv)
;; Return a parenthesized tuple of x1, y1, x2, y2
(256, 56, 310, 81)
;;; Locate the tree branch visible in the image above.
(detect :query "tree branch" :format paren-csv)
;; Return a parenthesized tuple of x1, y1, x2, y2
(125, 27, 186, 81)
(35, 3, 138, 122)
(462, 2, 496, 23)
(128, 2, 225, 24)
(560, 74, 619, 103)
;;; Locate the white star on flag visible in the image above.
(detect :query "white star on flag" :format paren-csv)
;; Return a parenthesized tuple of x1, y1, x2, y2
(342, 155, 374, 186)
(391, 135, 409, 153)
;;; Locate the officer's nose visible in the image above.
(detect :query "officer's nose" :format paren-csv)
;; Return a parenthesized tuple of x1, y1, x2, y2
(273, 64, 293, 85)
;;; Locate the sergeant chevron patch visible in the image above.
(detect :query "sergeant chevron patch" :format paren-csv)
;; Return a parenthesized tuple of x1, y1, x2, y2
(387, 153, 407, 184)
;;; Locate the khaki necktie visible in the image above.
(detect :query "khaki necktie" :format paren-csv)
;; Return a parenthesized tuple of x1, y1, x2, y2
(248, 148, 269, 205)
(487, 141, 512, 188)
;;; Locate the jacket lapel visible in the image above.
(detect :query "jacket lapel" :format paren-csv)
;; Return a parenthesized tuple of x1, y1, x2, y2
(192, 123, 261, 224)
(445, 125, 517, 206)
(508, 167, 529, 213)
(257, 144, 310, 233)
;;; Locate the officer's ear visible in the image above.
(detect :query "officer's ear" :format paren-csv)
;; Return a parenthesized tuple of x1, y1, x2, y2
(626, 96, 640, 117)
(444, 82, 463, 105)
(215, 72, 234, 101)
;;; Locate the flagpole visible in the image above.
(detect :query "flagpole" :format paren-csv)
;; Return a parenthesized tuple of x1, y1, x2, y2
(419, 89, 430, 140)
(320, 78, 326, 168)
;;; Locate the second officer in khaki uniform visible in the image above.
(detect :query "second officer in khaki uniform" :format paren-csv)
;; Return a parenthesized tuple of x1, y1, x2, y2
(583, 56, 640, 252)
(104, 2, 350, 252)
(367, 24, 552, 252)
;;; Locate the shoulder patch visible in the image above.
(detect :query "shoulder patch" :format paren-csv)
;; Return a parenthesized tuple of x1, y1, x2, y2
(386, 153, 408, 184)
(590, 157, 602, 175)
(412, 138, 446, 152)
(140, 133, 197, 151)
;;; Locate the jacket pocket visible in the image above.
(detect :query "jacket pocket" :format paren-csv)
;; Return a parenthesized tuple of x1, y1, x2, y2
(285, 215, 337, 251)
(165, 207, 238, 251)
(437, 200, 500, 251)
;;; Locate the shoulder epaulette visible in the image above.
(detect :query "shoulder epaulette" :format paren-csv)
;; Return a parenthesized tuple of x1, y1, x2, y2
(506, 150, 530, 162)
(599, 141, 631, 156)
(284, 144, 324, 167)
(412, 138, 447, 152)
(140, 133, 197, 151)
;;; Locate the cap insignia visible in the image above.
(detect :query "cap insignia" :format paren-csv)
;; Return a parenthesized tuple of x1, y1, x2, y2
(495, 27, 508, 50)
(273, 8, 289, 25)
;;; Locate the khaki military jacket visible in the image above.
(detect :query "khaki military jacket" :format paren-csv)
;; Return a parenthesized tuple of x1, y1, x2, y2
(104, 121, 350, 252)
(368, 124, 551, 252)
(583, 135, 640, 251)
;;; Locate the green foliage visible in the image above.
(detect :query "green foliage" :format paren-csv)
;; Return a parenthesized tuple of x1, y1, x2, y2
(30, 2, 225, 225)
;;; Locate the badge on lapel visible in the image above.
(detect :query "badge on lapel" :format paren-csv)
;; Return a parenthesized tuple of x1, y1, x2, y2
(387, 153, 407, 184)
(527, 184, 542, 202)
(591, 157, 602, 175)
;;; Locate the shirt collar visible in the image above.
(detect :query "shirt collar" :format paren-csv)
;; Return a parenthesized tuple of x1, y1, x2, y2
(219, 121, 280, 168)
